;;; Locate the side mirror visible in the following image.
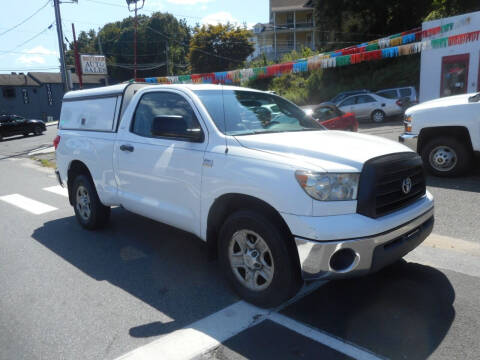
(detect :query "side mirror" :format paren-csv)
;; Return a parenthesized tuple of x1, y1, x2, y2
(151, 115, 204, 142)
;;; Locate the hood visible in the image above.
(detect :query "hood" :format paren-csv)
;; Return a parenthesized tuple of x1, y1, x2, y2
(406, 93, 474, 114)
(27, 119, 45, 124)
(234, 130, 412, 172)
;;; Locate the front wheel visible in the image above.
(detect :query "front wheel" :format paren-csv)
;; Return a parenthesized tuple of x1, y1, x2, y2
(72, 174, 110, 230)
(421, 137, 472, 177)
(218, 210, 301, 308)
(371, 110, 386, 123)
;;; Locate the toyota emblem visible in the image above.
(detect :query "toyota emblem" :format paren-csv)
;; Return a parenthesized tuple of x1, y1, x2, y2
(402, 177, 412, 194)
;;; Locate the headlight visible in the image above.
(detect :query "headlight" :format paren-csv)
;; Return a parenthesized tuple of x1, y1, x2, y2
(295, 171, 359, 201)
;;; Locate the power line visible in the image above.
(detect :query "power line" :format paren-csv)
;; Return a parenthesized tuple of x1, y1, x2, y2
(82, 0, 249, 25)
(0, 67, 59, 72)
(0, 24, 55, 55)
(0, 0, 52, 37)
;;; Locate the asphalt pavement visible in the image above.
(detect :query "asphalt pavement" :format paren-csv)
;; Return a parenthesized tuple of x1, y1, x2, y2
(0, 123, 479, 360)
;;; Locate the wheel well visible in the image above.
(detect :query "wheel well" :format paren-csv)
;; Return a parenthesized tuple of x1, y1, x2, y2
(206, 194, 297, 263)
(67, 160, 93, 206)
(418, 126, 473, 154)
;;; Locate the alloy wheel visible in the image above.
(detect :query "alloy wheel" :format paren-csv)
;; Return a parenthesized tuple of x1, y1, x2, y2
(429, 145, 457, 172)
(228, 230, 274, 291)
(76, 185, 91, 221)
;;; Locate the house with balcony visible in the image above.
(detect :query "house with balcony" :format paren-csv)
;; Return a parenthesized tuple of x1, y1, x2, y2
(250, 0, 317, 61)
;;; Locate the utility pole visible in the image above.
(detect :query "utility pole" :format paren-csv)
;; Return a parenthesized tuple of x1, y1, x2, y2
(53, 0, 69, 91)
(165, 40, 169, 76)
(72, 23, 83, 89)
(127, 0, 145, 80)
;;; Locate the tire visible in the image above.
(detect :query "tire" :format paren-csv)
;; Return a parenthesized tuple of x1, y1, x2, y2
(72, 174, 110, 230)
(421, 136, 472, 177)
(371, 110, 386, 123)
(33, 126, 43, 135)
(218, 210, 302, 308)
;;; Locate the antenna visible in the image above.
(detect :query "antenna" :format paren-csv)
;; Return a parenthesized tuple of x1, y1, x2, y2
(221, 85, 229, 154)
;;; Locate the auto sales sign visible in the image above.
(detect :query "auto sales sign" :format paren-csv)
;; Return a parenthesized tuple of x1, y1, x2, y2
(80, 55, 108, 75)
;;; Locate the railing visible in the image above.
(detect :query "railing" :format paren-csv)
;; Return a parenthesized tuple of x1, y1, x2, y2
(271, 21, 315, 30)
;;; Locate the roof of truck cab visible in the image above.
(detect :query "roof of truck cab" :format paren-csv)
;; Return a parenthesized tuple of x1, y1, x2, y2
(63, 83, 129, 100)
(62, 82, 261, 101)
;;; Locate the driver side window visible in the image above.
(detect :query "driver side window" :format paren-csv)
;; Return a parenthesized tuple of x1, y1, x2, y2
(132, 92, 201, 139)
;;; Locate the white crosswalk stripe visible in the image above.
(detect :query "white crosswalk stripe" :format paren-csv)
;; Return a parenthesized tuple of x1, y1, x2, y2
(0, 194, 57, 215)
(43, 185, 68, 197)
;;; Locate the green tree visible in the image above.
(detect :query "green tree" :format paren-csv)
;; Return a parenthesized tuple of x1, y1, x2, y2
(189, 23, 254, 73)
(66, 12, 191, 81)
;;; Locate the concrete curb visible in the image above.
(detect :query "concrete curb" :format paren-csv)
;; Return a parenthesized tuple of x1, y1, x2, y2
(46, 121, 58, 127)
(28, 146, 55, 156)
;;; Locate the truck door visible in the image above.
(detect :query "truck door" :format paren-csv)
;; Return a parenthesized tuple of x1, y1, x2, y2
(115, 90, 207, 236)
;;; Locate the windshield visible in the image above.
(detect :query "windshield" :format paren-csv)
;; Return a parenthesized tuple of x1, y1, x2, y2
(195, 89, 323, 136)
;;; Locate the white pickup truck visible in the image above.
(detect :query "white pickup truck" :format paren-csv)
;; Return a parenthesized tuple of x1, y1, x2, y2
(55, 83, 434, 307)
(400, 92, 480, 177)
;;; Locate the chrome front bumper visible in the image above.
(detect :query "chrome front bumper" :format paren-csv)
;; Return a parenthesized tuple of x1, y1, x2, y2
(399, 133, 418, 152)
(295, 208, 434, 280)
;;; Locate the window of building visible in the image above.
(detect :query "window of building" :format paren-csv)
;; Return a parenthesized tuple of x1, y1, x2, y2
(2, 87, 16, 98)
(441, 54, 469, 97)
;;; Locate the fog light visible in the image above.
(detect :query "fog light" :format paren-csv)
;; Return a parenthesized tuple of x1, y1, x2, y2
(329, 249, 357, 271)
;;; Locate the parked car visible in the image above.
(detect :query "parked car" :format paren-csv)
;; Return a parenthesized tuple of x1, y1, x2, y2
(376, 86, 418, 104)
(330, 89, 370, 105)
(399, 92, 480, 177)
(306, 103, 358, 131)
(0, 114, 46, 141)
(55, 83, 434, 307)
(337, 93, 404, 123)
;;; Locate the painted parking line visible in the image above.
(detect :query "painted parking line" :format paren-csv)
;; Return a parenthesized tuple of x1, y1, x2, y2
(115, 280, 376, 360)
(269, 313, 382, 360)
(0, 194, 57, 215)
(43, 185, 68, 197)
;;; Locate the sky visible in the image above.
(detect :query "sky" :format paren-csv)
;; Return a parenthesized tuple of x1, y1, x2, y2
(0, 0, 269, 74)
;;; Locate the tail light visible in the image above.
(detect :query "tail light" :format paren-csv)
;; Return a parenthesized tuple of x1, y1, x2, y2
(396, 99, 402, 106)
(53, 135, 61, 150)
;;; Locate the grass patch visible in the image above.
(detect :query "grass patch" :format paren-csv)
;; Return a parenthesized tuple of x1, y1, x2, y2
(33, 157, 56, 168)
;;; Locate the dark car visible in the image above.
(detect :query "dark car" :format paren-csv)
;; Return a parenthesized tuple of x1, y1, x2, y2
(306, 103, 359, 131)
(0, 114, 46, 141)
(330, 89, 370, 105)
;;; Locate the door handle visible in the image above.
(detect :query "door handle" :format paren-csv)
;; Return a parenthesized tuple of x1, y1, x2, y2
(120, 144, 134, 152)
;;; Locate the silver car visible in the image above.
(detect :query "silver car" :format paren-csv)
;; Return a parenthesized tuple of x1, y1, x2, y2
(337, 93, 404, 123)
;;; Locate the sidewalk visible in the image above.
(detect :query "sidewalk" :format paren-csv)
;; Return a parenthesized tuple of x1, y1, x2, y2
(46, 121, 58, 127)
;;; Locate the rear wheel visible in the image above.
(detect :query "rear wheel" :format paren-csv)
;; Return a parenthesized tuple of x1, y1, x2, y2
(33, 126, 43, 135)
(421, 136, 472, 177)
(218, 210, 301, 308)
(72, 174, 110, 230)
(371, 110, 386, 123)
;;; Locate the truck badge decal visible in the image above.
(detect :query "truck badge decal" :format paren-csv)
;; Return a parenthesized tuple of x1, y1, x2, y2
(402, 177, 412, 194)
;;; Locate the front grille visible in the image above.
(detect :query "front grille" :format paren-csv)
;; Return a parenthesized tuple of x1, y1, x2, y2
(357, 152, 426, 218)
